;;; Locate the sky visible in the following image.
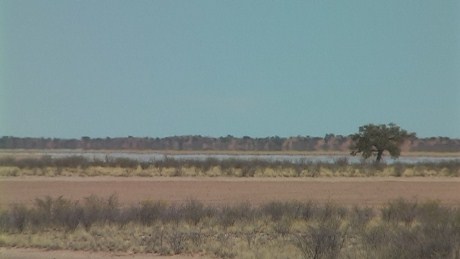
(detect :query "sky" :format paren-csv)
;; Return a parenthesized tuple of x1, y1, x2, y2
(1, 0, 459, 138)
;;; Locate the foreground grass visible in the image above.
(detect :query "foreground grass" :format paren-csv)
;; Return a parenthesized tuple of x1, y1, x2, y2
(1, 196, 460, 258)
(0, 155, 459, 177)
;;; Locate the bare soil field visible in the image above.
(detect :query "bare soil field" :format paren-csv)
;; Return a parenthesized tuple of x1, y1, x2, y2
(1, 176, 460, 208)
(0, 247, 208, 259)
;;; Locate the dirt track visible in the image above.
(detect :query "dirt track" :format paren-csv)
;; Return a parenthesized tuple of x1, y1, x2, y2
(1, 177, 460, 207)
(0, 247, 207, 259)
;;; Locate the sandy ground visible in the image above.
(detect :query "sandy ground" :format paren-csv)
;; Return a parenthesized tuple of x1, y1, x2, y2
(1, 176, 460, 207)
(0, 247, 209, 259)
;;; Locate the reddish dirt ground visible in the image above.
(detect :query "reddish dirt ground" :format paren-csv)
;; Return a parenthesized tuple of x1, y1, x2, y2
(0, 247, 209, 259)
(1, 176, 460, 207)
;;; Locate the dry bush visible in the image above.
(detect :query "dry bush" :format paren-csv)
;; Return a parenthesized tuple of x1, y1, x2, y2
(180, 199, 215, 225)
(218, 202, 255, 228)
(1, 155, 459, 177)
(293, 218, 347, 259)
(2, 196, 460, 258)
(381, 199, 419, 225)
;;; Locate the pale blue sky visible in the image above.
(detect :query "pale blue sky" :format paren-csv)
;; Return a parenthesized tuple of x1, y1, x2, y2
(1, 0, 459, 138)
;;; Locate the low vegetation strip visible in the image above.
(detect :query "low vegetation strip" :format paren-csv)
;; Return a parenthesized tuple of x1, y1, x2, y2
(2, 135, 459, 153)
(0, 155, 459, 177)
(1, 196, 459, 258)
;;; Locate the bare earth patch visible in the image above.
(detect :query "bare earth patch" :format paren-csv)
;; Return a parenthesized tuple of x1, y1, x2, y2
(1, 176, 460, 207)
(0, 247, 207, 259)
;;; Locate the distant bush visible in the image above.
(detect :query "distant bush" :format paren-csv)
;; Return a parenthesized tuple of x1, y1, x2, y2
(1, 155, 459, 177)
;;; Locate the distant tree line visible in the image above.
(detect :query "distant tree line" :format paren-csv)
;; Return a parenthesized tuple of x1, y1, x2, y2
(0, 135, 459, 152)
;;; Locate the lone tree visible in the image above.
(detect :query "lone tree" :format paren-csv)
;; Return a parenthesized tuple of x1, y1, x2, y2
(350, 123, 415, 163)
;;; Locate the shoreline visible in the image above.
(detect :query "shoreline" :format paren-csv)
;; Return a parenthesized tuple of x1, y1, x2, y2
(1, 149, 459, 157)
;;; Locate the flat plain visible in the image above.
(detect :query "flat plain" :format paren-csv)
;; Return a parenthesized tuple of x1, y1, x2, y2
(1, 152, 460, 258)
(2, 176, 460, 208)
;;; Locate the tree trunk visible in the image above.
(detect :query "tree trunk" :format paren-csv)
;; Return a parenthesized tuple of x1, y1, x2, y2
(376, 150, 384, 163)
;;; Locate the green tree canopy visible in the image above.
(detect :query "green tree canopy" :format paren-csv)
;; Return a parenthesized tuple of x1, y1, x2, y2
(350, 123, 415, 163)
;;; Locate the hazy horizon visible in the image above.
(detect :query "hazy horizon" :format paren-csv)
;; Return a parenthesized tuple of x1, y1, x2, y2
(1, 1, 459, 139)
